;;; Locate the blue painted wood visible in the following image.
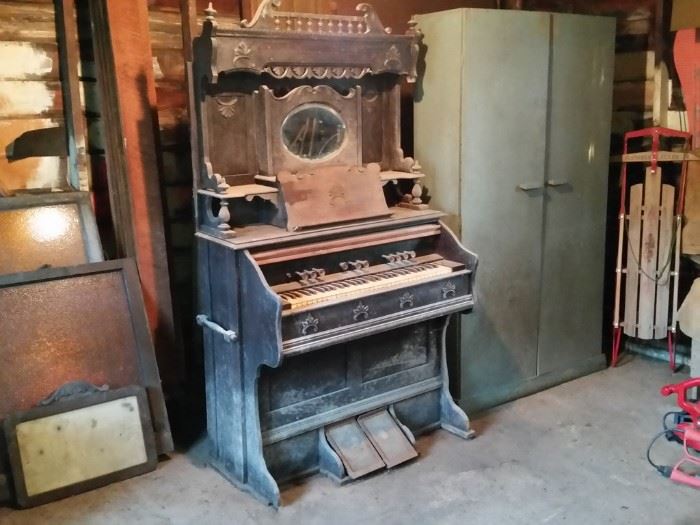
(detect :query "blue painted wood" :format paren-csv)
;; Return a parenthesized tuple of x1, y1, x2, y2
(200, 232, 476, 506)
(192, 3, 479, 508)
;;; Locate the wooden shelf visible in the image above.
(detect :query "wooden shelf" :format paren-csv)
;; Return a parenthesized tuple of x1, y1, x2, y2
(612, 151, 700, 163)
(380, 171, 425, 182)
(250, 171, 425, 185)
(199, 184, 278, 200)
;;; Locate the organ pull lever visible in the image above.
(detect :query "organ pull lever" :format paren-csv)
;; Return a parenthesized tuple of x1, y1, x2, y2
(196, 314, 238, 343)
(382, 251, 417, 264)
(349, 260, 370, 271)
(295, 268, 326, 283)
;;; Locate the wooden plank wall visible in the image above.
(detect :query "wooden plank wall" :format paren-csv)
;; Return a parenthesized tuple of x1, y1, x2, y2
(0, 0, 69, 195)
(511, 0, 662, 136)
(147, 1, 241, 376)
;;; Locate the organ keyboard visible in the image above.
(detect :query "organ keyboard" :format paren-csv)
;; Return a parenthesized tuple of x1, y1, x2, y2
(192, 0, 478, 507)
(275, 255, 464, 311)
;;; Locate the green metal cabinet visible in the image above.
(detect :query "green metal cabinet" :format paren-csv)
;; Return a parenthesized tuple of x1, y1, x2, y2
(414, 8, 615, 412)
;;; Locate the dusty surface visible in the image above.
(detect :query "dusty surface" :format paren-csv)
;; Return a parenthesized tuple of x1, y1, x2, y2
(1, 357, 698, 524)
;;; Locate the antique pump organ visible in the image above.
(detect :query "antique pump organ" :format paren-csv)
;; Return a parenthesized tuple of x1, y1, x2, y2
(192, 0, 478, 506)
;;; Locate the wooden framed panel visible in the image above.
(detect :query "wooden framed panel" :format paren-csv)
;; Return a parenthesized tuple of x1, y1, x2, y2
(0, 259, 172, 455)
(4, 386, 157, 508)
(0, 192, 102, 275)
(255, 85, 362, 175)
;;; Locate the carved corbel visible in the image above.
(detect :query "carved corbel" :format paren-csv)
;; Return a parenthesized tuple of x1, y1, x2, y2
(240, 0, 281, 28)
(406, 17, 422, 83)
(202, 159, 230, 192)
(356, 3, 391, 34)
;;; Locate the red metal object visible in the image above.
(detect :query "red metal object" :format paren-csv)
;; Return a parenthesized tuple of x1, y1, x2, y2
(670, 427, 700, 489)
(661, 378, 700, 423)
(611, 326, 622, 368)
(661, 378, 700, 488)
(611, 127, 692, 368)
(667, 332, 676, 372)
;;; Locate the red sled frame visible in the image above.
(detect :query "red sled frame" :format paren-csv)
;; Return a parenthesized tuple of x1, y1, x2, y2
(611, 127, 692, 369)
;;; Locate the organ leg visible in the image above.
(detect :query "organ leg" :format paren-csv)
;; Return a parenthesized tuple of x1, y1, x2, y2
(438, 316, 474, 440)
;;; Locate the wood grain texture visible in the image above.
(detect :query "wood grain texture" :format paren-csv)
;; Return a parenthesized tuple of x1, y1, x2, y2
(624, 183, 642, 337)
(654, 184, 673, 338)
(55, 0, 90, 190)
(637, 167, 661, 340)
(91, 0, 183, 387)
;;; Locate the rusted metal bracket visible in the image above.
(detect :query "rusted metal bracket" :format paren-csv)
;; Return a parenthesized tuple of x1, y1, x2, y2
(196, 314, 238, 343)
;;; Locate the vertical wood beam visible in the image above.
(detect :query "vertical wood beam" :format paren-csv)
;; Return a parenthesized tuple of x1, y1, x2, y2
(55, 0, 90, 190)
(181, 0, 198, 61)
(89, 0, 183, 389)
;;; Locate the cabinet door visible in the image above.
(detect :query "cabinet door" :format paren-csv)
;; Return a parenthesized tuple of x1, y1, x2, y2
(459, 9, 550, 410)
(537, 14, 614, 374)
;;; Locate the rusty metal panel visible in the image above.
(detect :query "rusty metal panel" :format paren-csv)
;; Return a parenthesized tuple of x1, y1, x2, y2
(0, 192, 102, 275)
(0, 259, 172, 455)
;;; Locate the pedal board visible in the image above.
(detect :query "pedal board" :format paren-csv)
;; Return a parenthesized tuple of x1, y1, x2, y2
(324, 408, 418, 480)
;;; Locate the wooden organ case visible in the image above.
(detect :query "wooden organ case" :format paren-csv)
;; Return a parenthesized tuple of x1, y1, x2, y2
(192, 0, 478, 506)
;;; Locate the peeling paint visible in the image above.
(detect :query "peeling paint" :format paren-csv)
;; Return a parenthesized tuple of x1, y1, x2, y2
(0, 81, 55, 117)
(27, 156, 63, 188)
(0, 42, 53, 79)
(0, 155, 64, 194)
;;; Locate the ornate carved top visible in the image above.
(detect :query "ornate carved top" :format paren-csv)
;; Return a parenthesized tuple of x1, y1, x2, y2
(195, 1, 421, 82)
(235, 0, 391, 35)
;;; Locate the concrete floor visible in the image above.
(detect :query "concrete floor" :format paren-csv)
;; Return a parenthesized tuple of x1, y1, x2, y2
(1, 357, 698, 525)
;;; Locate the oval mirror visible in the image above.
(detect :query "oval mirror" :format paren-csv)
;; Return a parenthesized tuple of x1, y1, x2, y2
(281, 104, 346, 160)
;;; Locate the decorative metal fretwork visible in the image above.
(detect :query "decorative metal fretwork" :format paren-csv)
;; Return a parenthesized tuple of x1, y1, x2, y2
(300, 313, 320, 335)
(352, 301, 370, 321)
(38, 381, 109, 406)
(263, 65, 371, 80)
(441, 281, 457, 299)
(399, 292, 414, 309)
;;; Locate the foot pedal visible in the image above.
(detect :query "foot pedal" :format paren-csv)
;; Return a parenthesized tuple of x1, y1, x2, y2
(358, 409, 418, 468)
(325, 419, 385, 479)
(324, 408, 418, 480)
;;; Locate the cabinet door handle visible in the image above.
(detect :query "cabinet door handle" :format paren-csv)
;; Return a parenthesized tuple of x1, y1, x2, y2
(546, 179, 569, 187)
(517, 182, 543, 191)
